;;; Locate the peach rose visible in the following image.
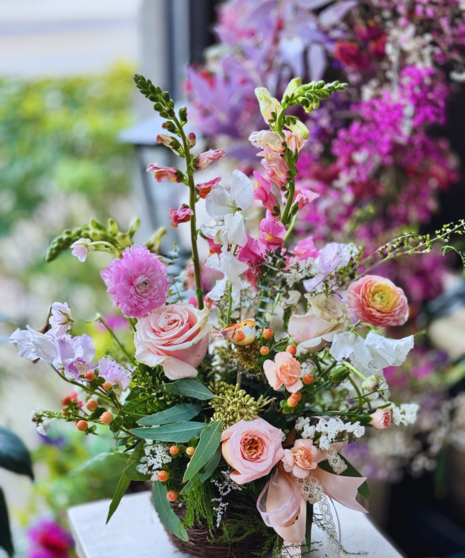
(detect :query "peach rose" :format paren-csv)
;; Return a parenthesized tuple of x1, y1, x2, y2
(348, 275, 409, 327)
(288, 294, 351, 353)
(370, 408, 392, 429)
(221, 418, 285, 484)
(282, 439, 321, 479)
(134, 303, 209, 380)
(263, 352, 303, 393)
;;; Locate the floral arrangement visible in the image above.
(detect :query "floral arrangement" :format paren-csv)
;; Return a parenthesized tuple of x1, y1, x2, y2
(9, 75, 465, 557)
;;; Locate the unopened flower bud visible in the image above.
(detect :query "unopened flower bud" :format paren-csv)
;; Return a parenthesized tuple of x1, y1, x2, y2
(86, 399, 98, 412)
(329, 367, 350, 384)
(77, 420, 88, 432)
(282, 77, 302, 101)
(362, 374, 383, 394)
(187, 132, 196, 147)
(370, 408, 392, 429)
(101, 412, 114, 425)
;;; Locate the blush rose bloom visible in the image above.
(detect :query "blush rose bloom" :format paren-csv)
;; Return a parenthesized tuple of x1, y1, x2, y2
(370, 408, 392, 429)
(263, 352, 303, 393)
(288, 294, 352, 353)
(221, 418, 285, 484)
(134, 303, 209, 380)
(282, 439, 321, 478)
(348, 275, 409, 327)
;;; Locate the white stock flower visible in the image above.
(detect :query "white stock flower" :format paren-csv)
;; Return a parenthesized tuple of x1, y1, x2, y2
(389, 403, 419, 426)
(204, 170, 254, 248)
(205, 251, 249, 304)
(329, 331, 414, 375)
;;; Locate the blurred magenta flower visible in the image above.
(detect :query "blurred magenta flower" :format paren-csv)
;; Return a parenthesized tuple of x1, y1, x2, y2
(27, 520, 74, 558)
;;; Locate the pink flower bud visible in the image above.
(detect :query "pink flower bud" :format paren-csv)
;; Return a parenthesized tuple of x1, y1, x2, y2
(196, 149, 225, 170)
(147, 163, 181, 183)
(370, 408, 392, 429)
(196, 177, 221, 199)
(169, 204, 194, 227)
(188, 132, 196, 147)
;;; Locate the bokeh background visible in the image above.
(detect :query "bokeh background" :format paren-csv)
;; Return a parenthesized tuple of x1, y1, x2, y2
(1, 1, 465, 557)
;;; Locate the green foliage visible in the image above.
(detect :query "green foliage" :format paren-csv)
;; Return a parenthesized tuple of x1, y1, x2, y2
(165, 379, 215, 400)
(0, 425, 34, 479)
(0, 489, 13, 557)
(0, 63, 134, 236)
(153, 481, 189, 541)
(183, 420, 222, 482)
(131, 421, 205, 443)
(138, 403, 203, 427)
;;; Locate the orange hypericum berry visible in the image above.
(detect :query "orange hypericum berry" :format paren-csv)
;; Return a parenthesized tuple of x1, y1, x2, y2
(157, 471, 169, 482)
(286, 345, 297, 356)
(62, 410, 70, 416)
(102, 381, 113, 391)
(287, 395, 299, 407)
(260, 346, 270, 355)
(62, 396, 72, 406)
(101, 412, 114, 425)
(169, 446, 179, 455)
(262, 328, 273, 339)
(303, 373, 314, 385)
(293, 392, 302, 402)
(84, 370, 95, 382)
(166, 490, 178, 502)
(86, 399, 98, 412)
(77, 420, 88, 431)
(186, 447, 195, 456)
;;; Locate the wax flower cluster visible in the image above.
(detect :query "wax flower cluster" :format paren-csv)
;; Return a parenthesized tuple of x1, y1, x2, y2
(9, 75, 465, 556)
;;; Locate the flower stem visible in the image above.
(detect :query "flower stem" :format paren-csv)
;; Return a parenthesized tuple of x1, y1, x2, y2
(97, 316, 136, 366)
(348, 375, 365, 414)
(174, 115, 204, 310)
(226, 284, 233, 324)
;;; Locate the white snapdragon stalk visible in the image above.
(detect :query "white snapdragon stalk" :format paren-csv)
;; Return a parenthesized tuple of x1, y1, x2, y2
(204, 170, 254, 248)
(206, 251, 249, 304)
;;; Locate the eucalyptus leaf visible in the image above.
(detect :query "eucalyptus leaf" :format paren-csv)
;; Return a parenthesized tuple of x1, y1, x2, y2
(70, 452, 127, 477)
(200, 446, 222, 483)
(165, 379, 215, 400)
(0, 425, 33, 479)
(131, 421, 205, 443)
(106, 442, 145, 523)
(153, 481, 188, 541)
(138, 403, 203, 426)
(183, 420, 222, 482)
(318, 455, 370, 500)
(0, 488, 13, 557)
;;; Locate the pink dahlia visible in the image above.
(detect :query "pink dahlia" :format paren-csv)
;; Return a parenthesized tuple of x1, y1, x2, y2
(101, 245, 169, 319)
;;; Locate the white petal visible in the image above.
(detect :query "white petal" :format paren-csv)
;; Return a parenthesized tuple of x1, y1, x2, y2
(220, 251, 249, 278)
(365, 333, 414, 368)
(225, 213, 248, 247)
(206, 253, 221, 272)
(206, 188, 234, 217)
(230, 170, 254, 211)
(207, 277, 228, 301)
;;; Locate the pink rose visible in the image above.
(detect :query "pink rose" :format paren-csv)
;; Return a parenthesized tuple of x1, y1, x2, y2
(288, 294, 352, 353)
(221, 418, 285, 484)
(196, 149, 225, 170)
(347, 275, 409, 327)
(169, 205, 193, 227)
(282, 439, 322, 479)
(370, 408, 392, 429)
(134, 303, 210, 380)
(260, 217, 286, 249)
(263, 352, 303, 393)
(147, 163, 181, 183)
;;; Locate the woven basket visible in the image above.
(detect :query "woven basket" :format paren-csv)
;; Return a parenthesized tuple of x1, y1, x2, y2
(163, 492, 273, 558)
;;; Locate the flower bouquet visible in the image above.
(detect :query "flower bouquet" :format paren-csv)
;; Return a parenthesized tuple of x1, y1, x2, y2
(10, 75, 465, 557)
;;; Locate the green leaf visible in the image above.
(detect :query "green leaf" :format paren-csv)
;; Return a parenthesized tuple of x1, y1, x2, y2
(131, 422, 205, 443)
(183, 420, 222, 482)
(70, 452, 127, 477)
(106, 442, 145, 523)
(137, 403, 203, 426)
(152, 481, 188, 541)
(0, 425, 33, 479)
(200, 446, 222, 483)
(318, 455, 370, 500)
(165, 379, 215, 400)
(0, 489, 13, 557)
(125, 463, 151, 482)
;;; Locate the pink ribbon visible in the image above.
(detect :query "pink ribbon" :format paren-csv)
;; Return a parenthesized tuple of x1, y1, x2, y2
(257, 464, 367, 547)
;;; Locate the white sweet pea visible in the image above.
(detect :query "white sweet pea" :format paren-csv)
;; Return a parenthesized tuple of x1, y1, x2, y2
(205, 251, 249, 304)
(204, 170, 254, 248)
(329, 331, 414, 375)
(9, 326, 59, 365)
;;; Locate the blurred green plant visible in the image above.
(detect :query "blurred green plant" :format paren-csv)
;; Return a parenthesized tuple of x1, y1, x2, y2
(0, 62, 134, 235)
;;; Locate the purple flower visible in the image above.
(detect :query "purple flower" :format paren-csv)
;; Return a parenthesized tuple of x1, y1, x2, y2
(57, 334, 96, 381)
(27, 519, 74, 558)
(101, 245, 169, 319)
(49, 302, 73, 338)
(99, 357, 133, 392)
